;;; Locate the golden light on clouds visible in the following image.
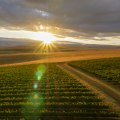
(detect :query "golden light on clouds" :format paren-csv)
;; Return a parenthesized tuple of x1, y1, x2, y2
(0, 28, 56, 42)
(0, 28, 120, 46)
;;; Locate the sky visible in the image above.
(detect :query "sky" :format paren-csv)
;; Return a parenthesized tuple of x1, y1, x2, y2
(0, 0, 120, 45)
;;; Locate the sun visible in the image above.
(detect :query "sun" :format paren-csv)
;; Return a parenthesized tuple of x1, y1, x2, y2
(34, 32, 55, 45)
(33, 31, 58, 52)
(42, 36, 53, 44)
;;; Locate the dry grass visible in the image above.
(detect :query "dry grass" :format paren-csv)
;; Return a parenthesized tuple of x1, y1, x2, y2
(0, 49, 120, 67)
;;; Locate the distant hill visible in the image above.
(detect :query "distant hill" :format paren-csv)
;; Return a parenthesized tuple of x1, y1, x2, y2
(0, 38, 40, 47)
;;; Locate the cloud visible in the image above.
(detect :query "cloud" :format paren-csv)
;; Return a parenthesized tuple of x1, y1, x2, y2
(0, 0, 120, 39)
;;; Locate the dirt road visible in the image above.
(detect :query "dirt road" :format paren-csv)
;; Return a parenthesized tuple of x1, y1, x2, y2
(58, 63, 120, 113)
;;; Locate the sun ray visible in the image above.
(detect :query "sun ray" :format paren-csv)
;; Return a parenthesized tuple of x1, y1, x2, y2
(33, 31, 59, 53)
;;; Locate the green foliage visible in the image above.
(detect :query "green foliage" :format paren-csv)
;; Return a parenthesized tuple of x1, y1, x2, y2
(0, 64, 119, 119)
(69, 57, 120, 86)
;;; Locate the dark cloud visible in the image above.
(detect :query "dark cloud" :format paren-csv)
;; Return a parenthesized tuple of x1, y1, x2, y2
(0, 0, 120, 38)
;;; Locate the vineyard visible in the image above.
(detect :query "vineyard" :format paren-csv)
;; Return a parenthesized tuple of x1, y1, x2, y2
(0, 64, 119, 119)
(69, 57, 120, 87)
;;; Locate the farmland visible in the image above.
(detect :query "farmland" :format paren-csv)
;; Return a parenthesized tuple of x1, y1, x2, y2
(1, 0, 120, 119)
(0, 54, 48, 65)
(0, 64, 119, 119)
(69, 57, 120, 88)
(1, 49, 120, 66)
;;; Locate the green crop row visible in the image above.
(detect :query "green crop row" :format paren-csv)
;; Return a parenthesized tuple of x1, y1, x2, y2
(0, 64, 119, 119)
(69, 57, 120, 86)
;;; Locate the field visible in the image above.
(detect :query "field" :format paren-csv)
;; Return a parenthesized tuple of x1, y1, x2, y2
(0, 48, 120, 119)
(1, 0, 120, 119)
(0, 54, 47, 65)
(0, 64, 119, 119)
(69, 58, 120, 88)
(1, 49, 120, 66)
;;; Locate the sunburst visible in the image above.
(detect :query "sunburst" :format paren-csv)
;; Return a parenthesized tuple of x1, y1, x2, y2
(34, 32, 58, 53)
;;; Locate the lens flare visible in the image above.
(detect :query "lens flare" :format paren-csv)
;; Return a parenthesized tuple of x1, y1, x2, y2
(29, 92, 44, 108)
(23, 92, 44, 120)
(22, 64, 46, 120)
(36, 70, 42, 81)
(33, 83, 38, 90)
(37, 64, 46, 74)
(36, 64, 46, 81)
(34, 94, 39, 99)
